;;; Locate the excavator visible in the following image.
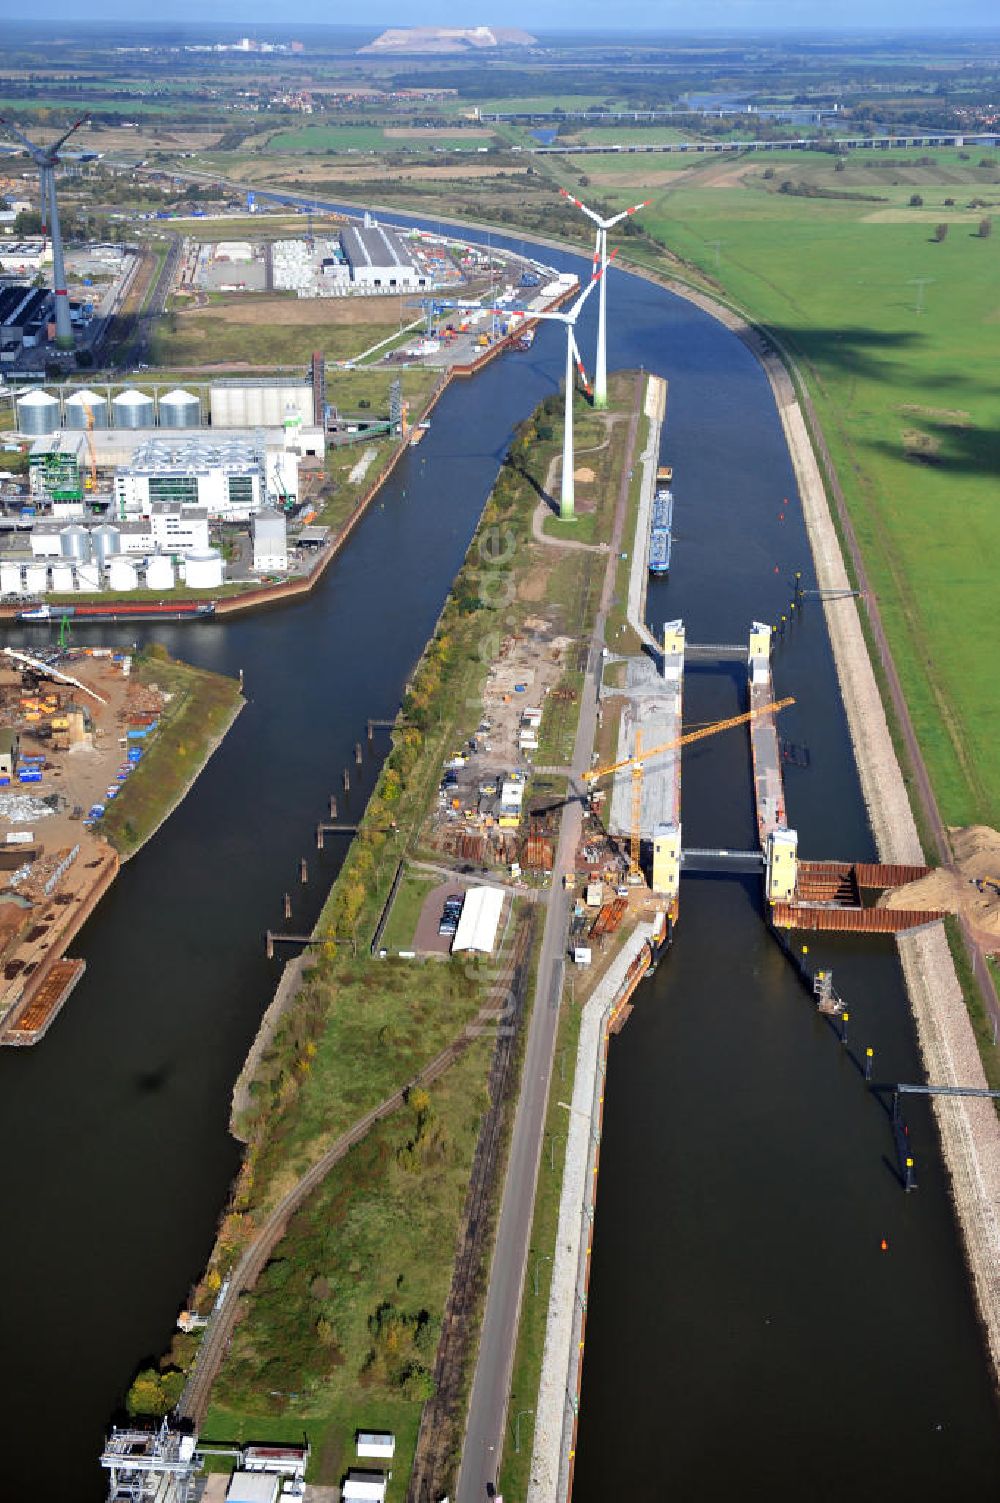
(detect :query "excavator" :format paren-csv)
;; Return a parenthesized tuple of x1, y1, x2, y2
(582, 697, 796, 878)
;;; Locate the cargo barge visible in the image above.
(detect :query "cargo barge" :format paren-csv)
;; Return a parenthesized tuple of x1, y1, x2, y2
(17, 602, 216, 624)
(648, 487, 674, 577)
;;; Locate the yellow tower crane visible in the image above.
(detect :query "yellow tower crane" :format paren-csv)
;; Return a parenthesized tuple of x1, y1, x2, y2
(583, 697, 796, 877)
(81, 399, 98, 494)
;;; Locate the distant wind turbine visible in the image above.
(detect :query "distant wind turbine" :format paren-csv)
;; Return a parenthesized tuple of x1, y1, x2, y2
(0, 115, 89, 349)
(560, 189, 650, 409)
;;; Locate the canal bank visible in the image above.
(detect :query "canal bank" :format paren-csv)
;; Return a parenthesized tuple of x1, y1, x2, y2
(0, 229, 998, 1499)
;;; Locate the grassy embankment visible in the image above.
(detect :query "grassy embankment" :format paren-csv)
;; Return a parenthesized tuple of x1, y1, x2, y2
(126, 384, 618, 1489)
(100, 644, 243, 858)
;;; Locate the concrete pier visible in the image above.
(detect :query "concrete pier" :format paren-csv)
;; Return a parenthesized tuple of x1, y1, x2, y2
(527, 921, 657, 1503)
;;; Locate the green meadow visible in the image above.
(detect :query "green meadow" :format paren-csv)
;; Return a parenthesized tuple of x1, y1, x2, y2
(605, 149, 1000, 828)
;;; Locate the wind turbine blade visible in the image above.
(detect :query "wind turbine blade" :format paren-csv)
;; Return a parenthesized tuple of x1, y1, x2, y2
(571, 332, 592, 396)
(559, 186, 603, 227)
(0, 116, 40, 158)
(50, 116, 89, 154)
(39, 170, 48, 231)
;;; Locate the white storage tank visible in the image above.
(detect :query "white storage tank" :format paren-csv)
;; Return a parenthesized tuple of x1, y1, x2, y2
(106, 555, 138, 592)
(0, 561, 24, 596)
(64, 388, 109, 430)
(91, 523, 121, 566)
(24, 562, 48, 594)
(50, 562, 75, 593)
(16, 389, 59, 436)
(113, 388, 155, 429)
(59, 524, 91, 562)
(182, 549, 224, 589)
(75, 561, 100, 593)
(159, 388, 201, 429)
(145, 554, 175, 591)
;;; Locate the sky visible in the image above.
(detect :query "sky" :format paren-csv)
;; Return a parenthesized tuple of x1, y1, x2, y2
(2, 0, 999, 30)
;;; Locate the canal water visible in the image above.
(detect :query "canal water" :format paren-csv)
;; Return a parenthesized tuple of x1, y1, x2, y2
(0, 227, 996, 1499)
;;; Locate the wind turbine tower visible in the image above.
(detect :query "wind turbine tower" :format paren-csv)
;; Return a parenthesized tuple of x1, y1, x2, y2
(0, 115, 89, 350)
(435, 265, 606, 519)
(560, 189, 650, 409)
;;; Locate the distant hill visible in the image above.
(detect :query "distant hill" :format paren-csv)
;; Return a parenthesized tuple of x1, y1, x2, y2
(360, 26, 536, 54)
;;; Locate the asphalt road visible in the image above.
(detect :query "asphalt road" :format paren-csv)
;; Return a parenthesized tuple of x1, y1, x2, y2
(457, 378, 642, 1502)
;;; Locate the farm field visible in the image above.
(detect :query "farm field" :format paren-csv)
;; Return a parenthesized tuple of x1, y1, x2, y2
(602, 147, 1000, 828)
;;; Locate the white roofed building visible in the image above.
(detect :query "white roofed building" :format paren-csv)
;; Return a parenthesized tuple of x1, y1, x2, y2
(451, 886, 505, 955)
(340, 223, 429, 292)
(115, 435, 267, 522)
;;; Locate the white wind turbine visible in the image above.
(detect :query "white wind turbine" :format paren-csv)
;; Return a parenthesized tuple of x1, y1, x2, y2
(431, 263, 607, 519)
(560, 188, 650, 409)
(0, 115, 91, 350)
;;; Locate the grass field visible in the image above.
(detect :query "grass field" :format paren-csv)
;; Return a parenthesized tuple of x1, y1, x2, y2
(203, 1032, 493, 1485)
(151, 299, 407, 368)
(380, 872, 437, 951)
(595, 147, 1000, 831)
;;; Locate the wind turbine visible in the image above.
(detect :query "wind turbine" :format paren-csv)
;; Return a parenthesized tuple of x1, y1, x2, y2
(560, 189, 650, 409)
(426, 267, 606, 519)
(0, 115, 89, 350)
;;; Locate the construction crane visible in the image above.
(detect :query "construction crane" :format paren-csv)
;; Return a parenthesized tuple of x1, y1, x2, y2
(81, 399, 98, 494)
(583, 697, 795, 876)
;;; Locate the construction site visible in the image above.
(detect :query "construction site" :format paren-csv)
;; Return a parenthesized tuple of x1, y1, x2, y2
(0, 645, 170, 1044)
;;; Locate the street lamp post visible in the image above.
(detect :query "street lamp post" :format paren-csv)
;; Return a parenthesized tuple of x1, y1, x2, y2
(533, 1252, 553, 1297)
(514, 1407, 535, 1455)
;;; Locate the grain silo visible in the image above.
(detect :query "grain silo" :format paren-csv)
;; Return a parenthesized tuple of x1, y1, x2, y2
(159, 388, 201, 429)
(16, 389, 59, 436)
(182, 549, 224, 589)
(50, 562, 75, 593)
(113, 388, 155, 430)
(75, 561, 100, 593)
(91, 523, 121, 567)
(64, 389, 109, 430)
(24, 562, 48, 595)
(0, 562, 24, 596)
(145, 554, 175, 591)
(59, 524, 91, 562)
(106, 555, 138, 592)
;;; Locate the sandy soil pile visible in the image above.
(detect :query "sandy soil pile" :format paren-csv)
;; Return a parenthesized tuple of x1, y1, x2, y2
(880, 825, 1000, 947)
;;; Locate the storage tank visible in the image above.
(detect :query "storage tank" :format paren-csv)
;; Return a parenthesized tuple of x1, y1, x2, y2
(113, 388, 155, 430)
(63, 388, 109, 430)
(159, 388, 201, 429)
(106, 555, 138, 592)
(16, 389, 59, 436)
(0, 561, 24, 596)
(50, 562, 75, 593)
(75, 561, 100, 593)
(91, 523, 121, 566)
(182, 549, 224, 589)
(145, 554, 175, 591)
(24, 562, 48, 595)
(59, 524, 91, 562)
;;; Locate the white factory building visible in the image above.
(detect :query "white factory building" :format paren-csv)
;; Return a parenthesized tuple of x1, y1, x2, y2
(340, 223, 429, 292)
(114, 436, 278, 522)
(251, 509, 288, 573)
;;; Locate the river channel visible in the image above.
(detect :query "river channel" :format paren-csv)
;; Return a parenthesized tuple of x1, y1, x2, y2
(0, 222, 997, 1500)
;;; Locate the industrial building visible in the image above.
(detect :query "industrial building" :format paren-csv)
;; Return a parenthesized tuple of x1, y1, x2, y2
(0, 285, 52, 357)
(114, 436, 270, 522)
(28, 433, 85, 504)
(251, 509, 287, 572)
(340, 223, 429, 292)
